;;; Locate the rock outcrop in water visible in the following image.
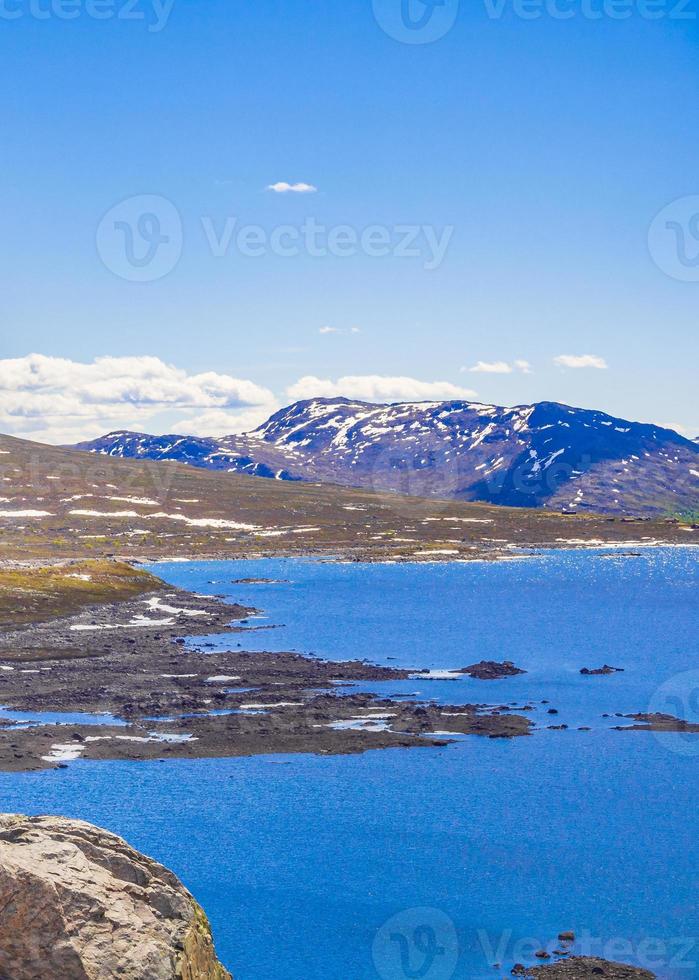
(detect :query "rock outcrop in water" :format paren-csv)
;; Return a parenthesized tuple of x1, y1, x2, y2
(525, 956, 655, 977)
(0, 814, 232, 980)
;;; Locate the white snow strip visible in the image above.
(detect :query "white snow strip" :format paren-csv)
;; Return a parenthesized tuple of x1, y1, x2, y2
(144, 597, 210, 617)
(239, 702, 304, 709)
(414, 549, 460, 556)
(41, 743, 85, 762)
(409, 669, 464, 680)
(69, 509, 259, 531)
(0, 510, 53, 518)
(105, 496, 160, 506)
(70, 616, 176, 631)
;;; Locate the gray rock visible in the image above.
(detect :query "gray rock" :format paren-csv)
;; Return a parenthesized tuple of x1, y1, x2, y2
(0, 814, 231, 980)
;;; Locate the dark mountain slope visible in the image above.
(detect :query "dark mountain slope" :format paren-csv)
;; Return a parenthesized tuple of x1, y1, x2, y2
(72, 398, 699, 516)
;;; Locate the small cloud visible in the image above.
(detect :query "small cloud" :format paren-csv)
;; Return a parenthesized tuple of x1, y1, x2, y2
(267, 181, 317, 194)
(554, 354, 608, 370)
(463, 360, 532, 375)
(466, 361, 513, 375)
(319, 326, 361, 336)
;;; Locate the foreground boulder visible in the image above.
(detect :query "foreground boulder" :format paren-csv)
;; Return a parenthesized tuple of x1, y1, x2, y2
(526, 956, 656, 978)
(0, 814, 231, 980)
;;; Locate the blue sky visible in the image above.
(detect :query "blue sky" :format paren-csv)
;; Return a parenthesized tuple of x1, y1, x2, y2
(1, 0, 698, 442)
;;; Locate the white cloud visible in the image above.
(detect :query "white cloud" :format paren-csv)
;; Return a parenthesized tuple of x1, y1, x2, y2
(464, 360, 532, 375)
(656, 421, 699, 439)
(286, 375, 477, 404)
(466, 361, 513, 375)
(0, 354, 277, 444)
(319, 326, 361, 336)
(182, 407, 277, 437)
(267, 182, 317, 194)
(554, 354, 608, 370)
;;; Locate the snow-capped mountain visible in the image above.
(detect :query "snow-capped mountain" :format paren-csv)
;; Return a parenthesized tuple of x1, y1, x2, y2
(72, 398, 699, 516)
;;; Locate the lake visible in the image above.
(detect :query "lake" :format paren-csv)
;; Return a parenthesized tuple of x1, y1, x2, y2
(1, 548, 698, 979)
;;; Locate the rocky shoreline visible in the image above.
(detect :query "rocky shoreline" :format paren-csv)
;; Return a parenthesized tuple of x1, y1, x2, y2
(0, 583, 532, 772)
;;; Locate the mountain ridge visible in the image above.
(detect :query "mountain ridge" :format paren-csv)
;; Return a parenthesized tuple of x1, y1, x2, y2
(71, 397, 699, 517)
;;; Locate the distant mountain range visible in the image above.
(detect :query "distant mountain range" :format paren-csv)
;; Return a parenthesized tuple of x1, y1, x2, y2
(71, 398, 699, 516)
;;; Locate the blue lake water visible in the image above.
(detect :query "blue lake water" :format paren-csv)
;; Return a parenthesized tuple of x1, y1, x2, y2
(1, 549, 698, 980)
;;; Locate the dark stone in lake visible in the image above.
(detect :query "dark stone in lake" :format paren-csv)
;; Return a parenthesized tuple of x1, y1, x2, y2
(527, 955, 656, 977)
(460, 660, 526, 680)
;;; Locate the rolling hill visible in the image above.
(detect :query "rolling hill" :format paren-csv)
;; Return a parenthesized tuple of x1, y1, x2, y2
(0, 430, 693, 562)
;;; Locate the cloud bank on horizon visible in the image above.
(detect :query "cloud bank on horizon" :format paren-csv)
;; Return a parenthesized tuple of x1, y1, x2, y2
(285, 375, 477, 404)
(0, 354, 277, 444)
(0, 353, 693, 445)
(0, 355, 482, 444)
